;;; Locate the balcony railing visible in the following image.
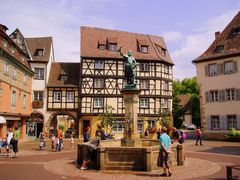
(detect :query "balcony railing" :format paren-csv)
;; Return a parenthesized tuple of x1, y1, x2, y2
(32, 100, 43, 108)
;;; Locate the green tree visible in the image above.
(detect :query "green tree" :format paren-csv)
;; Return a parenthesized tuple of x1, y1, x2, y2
(97, 104, 115, 132)
(172, 77, 200, 128)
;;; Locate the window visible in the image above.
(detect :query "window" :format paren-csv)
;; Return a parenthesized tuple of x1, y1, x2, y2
(66, 92, 74, 102)
(161, 48, 166, 56)
(148, 120, 156, 128)
(99, 44, 105, 50)
(34, 49, 44, 56)
(137, 120, 144, 132)
(61, 75, 68, 81)
(4, 61, 9, 74)
(210, 90, 219, 102)
(94, 98, 103, 108)
(140, 80, 149, 90)
(140, 98, 149, 108)
(209, 64, 217, 76)
(23, 74, 27, 83)
(23, 95, 26, 109)
(224, 61, 234, 74)
(34, 68, 44, 80)
(140, 63, 149, 71)
(34, 91, 43, 101)
(162, 81, 169, 91)
(227, 115, 237, 130)
(164, 65, 169, 74)
(214, 45, 224, 53)
(228, 27, 240, 38)
(94, 79, 104, 88)
(53, 91, 61, 102)
(112, 120, 125, 133)
(109, 43, 117, 52)
(211, 116, 220, 129)
(162, 99, 169, 109)
(95, 60, 104, 69)
(2, 38, 7, 48)
(226, 89, 235, 100)
(141, 46, 148, 53)
(11, 90, 16, 107)
(13, 68, 17, 80)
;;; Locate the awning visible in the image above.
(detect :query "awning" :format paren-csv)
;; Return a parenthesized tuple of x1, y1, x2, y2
(0, 116, 6, 124)
(5, 117, 21, 121)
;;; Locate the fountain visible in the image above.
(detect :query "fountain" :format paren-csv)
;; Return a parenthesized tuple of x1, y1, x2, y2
(77, 49, 184, 171)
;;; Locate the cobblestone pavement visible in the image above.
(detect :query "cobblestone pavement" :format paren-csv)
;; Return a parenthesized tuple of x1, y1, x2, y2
(0, 138, 239, 180)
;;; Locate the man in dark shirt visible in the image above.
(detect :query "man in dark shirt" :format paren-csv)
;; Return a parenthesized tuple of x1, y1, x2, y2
(81, 132, 101, 170)
(95, 124, 106, 140)
(172, 127, 184, 144)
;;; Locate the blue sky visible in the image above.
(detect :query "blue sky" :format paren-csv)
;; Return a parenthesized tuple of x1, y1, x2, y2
(0, 0, 239, 79)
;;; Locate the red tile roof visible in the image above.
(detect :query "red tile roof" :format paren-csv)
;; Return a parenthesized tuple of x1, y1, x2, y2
(47, 62, 80, 87)
(193, 11, 240, 63)
(81, 26, 173, 64)
(25, 37, 53, 62)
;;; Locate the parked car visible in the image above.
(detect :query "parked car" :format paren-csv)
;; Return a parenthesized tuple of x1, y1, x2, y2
(186, 124, 196, 130)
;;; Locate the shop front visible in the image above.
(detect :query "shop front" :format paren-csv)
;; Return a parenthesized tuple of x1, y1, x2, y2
(27, 113, 44, 138)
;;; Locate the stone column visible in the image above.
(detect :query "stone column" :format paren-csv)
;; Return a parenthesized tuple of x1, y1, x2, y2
(121, 89, 141, 147)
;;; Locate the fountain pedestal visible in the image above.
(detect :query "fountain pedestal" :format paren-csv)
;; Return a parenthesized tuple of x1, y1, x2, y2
(120, 88, 142, 147)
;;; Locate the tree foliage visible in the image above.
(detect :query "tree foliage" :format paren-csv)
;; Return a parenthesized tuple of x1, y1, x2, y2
(97, 105, 115, 131)
(173, 77, 200, 128)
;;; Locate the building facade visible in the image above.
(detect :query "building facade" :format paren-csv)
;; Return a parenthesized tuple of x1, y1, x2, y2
(193, 12, 240, 138)
(46, 62, 80, 137)
(80, 27, 173, 138)
(0, 24, 34, 139)
(10, 29, 55, 138)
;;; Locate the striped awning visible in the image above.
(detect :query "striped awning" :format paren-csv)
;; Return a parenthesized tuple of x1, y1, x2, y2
(0, 116, 6, 124)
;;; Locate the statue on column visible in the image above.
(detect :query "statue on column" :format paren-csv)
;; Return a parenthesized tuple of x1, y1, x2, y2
(119, 47, 138, 88)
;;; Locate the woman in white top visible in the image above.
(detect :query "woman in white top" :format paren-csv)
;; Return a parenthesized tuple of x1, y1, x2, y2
(7, 128, 13, 156)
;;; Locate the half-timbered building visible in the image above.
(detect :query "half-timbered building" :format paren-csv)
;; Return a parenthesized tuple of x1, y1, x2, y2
(80, 26, 173, 138)
(46, 62, 80, 137)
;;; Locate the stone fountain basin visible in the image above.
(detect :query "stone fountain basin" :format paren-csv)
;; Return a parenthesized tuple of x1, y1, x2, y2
(77, 139, 184, 172)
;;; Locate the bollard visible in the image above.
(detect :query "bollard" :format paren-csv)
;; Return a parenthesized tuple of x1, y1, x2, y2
(177, 144, 184, 166)
(226, 166, 232, 180)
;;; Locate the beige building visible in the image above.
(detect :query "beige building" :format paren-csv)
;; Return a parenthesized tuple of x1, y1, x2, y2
(193, 11, 240, 138)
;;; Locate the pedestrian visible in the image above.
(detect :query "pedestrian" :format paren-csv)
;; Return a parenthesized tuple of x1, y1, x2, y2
(195, 126, 203, 146)
(80, 132, 101, 170)
(55, 131, 59, 152)
(70, 134, 75, 150)
(144, 128, 149, 139)
(6, 128, 13, 156)
(157, 128, 161, 139)
(172, 127, 186, 144)
(58, 128, 63, 151)
(84, 127, 90, 142)
(51, 134, 56, 151)
(157, 127, 172, 177)
(39, 130, 46, 150)
(95, 124, 106, 140)
(12, 126, 19, 158)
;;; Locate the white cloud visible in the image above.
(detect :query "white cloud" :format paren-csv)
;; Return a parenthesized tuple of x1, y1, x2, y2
(163, 31, 184, 42)
(0, 0, 118, 62)
(169, 10, 239, 80)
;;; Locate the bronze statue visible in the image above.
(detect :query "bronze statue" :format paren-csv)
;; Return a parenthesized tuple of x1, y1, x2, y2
(119, 47, 138, 88)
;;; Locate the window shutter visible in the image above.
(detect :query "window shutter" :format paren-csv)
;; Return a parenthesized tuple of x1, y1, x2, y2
(218, 63, 223, 75)
(233, 61, 238, 73)
(207, 116, 211, 130)
(237, 115, 240, 130)
(205, 65, 209, 77)
(205, 91, 210, 103)
(236, 89, 240, 101)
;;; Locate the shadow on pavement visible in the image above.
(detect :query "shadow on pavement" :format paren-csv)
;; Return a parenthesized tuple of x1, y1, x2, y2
(199, 146, 240, 156)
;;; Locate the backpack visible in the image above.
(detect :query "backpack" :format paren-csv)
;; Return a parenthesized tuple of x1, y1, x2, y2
(180, 130, 187, 140)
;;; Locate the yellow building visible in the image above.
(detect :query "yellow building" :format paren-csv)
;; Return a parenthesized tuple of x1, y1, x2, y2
(193, 12, 240, 139)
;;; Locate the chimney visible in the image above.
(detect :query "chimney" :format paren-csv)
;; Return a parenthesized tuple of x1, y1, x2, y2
(215, 31, 220, 39)
(0, 24, 8, 33)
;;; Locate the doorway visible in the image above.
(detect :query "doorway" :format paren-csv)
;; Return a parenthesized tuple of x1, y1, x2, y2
(36, 123, 43, 138)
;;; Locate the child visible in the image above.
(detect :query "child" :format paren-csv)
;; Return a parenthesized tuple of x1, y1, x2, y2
(51, 134, 56, 151)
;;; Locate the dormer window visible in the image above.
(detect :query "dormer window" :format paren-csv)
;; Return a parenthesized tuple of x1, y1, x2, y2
(2, 38, 7, 48)
(61, 75, 68, 81)
(214, 45, 224, 53)
(34, 49, 44, 56)
(141, 45, 148, 54)
(95, 60, 104, 69)
(99, 44, 105, 50)
(228, 27, 240, 38)
(109, 43, 117, 52)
